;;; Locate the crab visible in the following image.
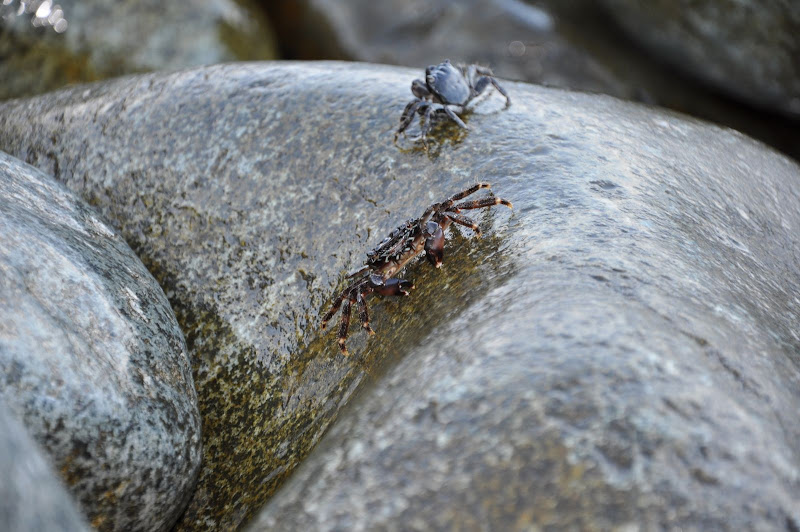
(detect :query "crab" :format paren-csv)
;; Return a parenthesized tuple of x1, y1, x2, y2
(395, 59, 511, 143)
(321, 183, 512, 355)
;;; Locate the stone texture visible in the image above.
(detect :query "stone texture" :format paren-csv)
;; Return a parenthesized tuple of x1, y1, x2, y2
(0, 403, 90, 532)
(0, 62, 799, 530)
(0, 151, 201, 531)
(0, 0, 276, 100)
(239, 68, 800, 529)
(599, 0, 800, 117)
(264, 0, 800, 164)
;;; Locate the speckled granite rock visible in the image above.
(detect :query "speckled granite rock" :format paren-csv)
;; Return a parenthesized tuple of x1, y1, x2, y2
(0, 152, 201, 531)
(0, 0, 276, 100)
(599, 0, 800, 117)
(264, 0, 632, 98)
(0, 403, 90, 532)
(0, 62, 799, 530)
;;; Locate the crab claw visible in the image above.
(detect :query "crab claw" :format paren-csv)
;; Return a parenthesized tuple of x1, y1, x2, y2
(375, 278, 414, 296)
(424, 222, 445, 268)
(411, 79, 430, 99)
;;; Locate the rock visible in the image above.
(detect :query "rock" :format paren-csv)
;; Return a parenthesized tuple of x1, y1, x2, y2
(263, 0, 633, 98)
(0, 0, 277, 100)
(0, 403, 90, 532)
(599, 0, 800, 117)
(0, 62, 799, 530)
(264, 0, 800, 164)
(240, 67, 800, 528)
(0, 151, 201, 531)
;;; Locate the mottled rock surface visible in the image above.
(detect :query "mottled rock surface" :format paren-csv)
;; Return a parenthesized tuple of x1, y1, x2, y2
(0, 0, 276, 100)
(0, 403, 90, 532)
(600, 0, 800, 117)
(0, 152, 201, 531)
(0, 62, 799, 530)
(237, 68, 800, 529)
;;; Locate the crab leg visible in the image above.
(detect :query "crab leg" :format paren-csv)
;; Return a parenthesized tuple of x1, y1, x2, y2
(445, 212, 482, 236)
(321, 294, 344, 330)
(418, 183, 490, 222)
(337, 296, 353, 355)
(473, 76, 491, 96)
(448, 182, 491, 202)
(453, 197, 513, 211)
(489, 78, 511, 106)
(321, 277, 367, 329)
(420, 104, 437, 142)
(347, 266, 370, 279)
(438, 183, 492, 213)
(443, 105, 468, 129)
(424, 223, 445, 267)
(396, 99, 426, 139)
(471, 65, 510, 106)
(357, 291, 374, 335)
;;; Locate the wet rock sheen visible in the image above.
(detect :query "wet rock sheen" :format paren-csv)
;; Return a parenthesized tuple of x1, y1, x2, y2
(0, 0, 276, 100)
(0, 403, 90, 532)
(600, 0, 800, 117)
(0, 62, 798, 530)
(0, 152, 201, 531)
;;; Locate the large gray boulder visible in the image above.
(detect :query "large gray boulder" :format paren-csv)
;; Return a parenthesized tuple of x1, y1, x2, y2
(0, 62, 799, 530)
(0, 0, 276, 100)
(0, 403, 90, 532)
(599, 0, 800, 117)
(0, 152, 201, 531)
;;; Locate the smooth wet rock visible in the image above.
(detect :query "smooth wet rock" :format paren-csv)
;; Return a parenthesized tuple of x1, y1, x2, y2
(0, 152, 201, 531)
(263, 0, 800, 164)
(264, 0, 632, 98)
(599, 0, 800, 117)
(0, 403, 90, 532)
(0, 62, 799, 530)
(240, 71, 800, 529)
(0, 0, 276, 100)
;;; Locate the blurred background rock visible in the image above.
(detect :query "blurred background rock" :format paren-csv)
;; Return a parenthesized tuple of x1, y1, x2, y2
(0, 0, 277, 100)
(3, 0, 797, 161)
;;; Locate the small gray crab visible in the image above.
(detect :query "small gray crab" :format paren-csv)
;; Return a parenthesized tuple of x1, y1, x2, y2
(395, 59, 510, 143)
(321, 183, 512, 355)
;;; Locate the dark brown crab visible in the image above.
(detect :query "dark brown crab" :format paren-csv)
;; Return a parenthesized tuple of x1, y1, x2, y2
(395, 59, 511, 143)
(321, 183, 512, 355)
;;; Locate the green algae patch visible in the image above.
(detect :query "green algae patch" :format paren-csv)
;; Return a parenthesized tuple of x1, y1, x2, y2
(136, 255, 352, 530)
(138, 217, 513, 531)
